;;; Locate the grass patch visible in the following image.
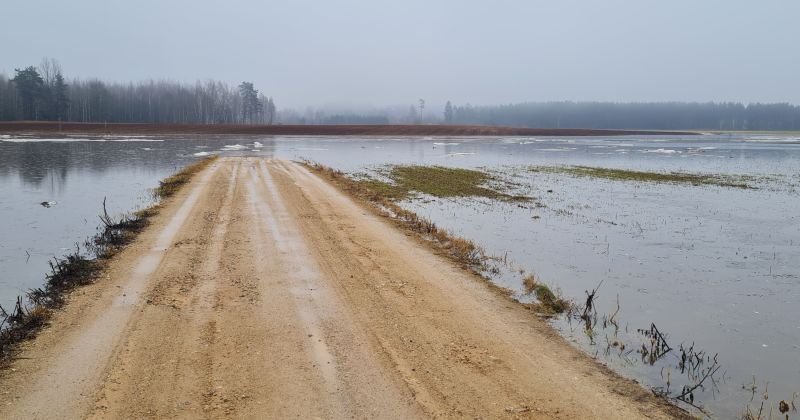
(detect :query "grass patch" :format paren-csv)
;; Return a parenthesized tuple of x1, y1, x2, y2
(362, 165, 530, 201)
(0, 155, 217, 364)
(532, 165, 754, 189)
(521, 273, 570, 315)
(532, 284, 569, 315)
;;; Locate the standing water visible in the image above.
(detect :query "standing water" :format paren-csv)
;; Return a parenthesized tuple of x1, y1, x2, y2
(1, 133, 798, 418)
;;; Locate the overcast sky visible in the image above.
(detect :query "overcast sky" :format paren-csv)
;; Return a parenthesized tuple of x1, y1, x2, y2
(1, 0, 798, 108)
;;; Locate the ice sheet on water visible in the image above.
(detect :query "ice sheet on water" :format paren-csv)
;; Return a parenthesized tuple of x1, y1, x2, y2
(221, 144, 247, 151)
(0, 137, 164, 143)
(110, 139, 164, 142)
(538, 147, 578, 152)
(642, 148, 680, 154)
(1, 137, 105, 143)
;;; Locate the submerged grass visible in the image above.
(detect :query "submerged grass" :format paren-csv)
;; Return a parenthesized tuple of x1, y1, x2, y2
(532, 165, 754, 189)
(361, 165, 530, 201)
(0, 155, 217, 364)
(304, 161, 569, 316)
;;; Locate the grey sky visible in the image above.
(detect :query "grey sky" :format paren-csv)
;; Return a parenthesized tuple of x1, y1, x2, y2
(2, 0, 798, 108)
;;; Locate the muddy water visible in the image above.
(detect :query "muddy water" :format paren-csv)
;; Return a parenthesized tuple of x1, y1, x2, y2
(1, 133, 798, 418)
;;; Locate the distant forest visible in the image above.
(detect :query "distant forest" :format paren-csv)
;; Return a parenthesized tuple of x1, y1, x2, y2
(282, 100, 800, 131)
(443, 101, 800, 131)
(0, 59, 276, 124)
(3, 59, 799, 131)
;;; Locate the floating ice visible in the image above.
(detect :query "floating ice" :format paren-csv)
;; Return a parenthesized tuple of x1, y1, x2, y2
(642, 148, 680, 154)
(539, 147, 577, 152)
(221, 144, 247, 150)
(110, 139, 164, 142)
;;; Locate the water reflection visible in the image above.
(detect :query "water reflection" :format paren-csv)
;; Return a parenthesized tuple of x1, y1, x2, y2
(1, 133, 798, 418)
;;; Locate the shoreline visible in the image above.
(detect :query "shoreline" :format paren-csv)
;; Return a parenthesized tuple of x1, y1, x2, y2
(302, 161, 693, 416)
(0, 157, 689, 418)
(0, 121, 697, 137)
(0, 156, 217, 364)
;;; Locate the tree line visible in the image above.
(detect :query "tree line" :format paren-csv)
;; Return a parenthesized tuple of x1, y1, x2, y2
(0, 59, 276, 124)
(442, 101, 800, 131)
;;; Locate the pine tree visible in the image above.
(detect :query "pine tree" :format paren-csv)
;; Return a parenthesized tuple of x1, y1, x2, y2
(53, 72, 69, 120)
(238, 82, 262, 124)
(12, 67, 44, 120)
(444, 101, 454, 124)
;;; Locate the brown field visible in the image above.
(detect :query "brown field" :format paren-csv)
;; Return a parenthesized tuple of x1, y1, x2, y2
(0, 121, 695, 136)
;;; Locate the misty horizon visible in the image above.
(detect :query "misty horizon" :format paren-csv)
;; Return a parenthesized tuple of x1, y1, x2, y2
(1, 0, 798, 109)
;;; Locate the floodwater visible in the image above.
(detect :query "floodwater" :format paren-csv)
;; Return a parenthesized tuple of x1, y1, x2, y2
(1, 133, 798, 418)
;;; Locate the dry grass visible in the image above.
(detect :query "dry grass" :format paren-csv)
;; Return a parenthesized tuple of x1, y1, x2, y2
(0, 155, 217, 364)
(155, 157, 218, 199)
(522, 274, 538, 295)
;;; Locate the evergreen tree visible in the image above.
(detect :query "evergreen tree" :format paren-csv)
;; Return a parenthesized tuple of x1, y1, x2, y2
(11, 66, 44, 120)
(52, 72, 69, 120)
(444, 101, 454, 124)
(238, 81, 262, 123)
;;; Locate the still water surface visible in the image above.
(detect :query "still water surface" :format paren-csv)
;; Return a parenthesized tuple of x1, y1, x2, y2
(1, 133, 798, 417)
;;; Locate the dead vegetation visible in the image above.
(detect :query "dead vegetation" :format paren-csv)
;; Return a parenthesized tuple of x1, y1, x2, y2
(0, 156, 217, 364)
(154, 157, 216, 199)
(304, 161, 569, 315)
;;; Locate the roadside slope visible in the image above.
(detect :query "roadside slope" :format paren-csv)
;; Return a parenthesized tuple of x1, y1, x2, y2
(0, 158, 686, 419)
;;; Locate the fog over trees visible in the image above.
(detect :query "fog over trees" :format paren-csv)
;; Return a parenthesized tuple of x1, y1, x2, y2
(277, 101, 800, 131)
(445, 101, 800, 131)
(0, 59, 275, 124)
(3, 59, 800, 131)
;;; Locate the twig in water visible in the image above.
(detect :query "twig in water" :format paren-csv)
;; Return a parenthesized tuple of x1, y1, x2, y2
(581, 279, 604, 322)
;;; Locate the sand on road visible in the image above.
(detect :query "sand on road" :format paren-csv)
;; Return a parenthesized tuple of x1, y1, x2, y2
(0, 158, 685, 419)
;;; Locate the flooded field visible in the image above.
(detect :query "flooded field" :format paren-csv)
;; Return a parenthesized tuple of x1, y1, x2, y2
(1, 133, 798, 417)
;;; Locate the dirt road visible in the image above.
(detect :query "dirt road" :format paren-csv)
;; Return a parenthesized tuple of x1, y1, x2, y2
(0, 158, 685, 419)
